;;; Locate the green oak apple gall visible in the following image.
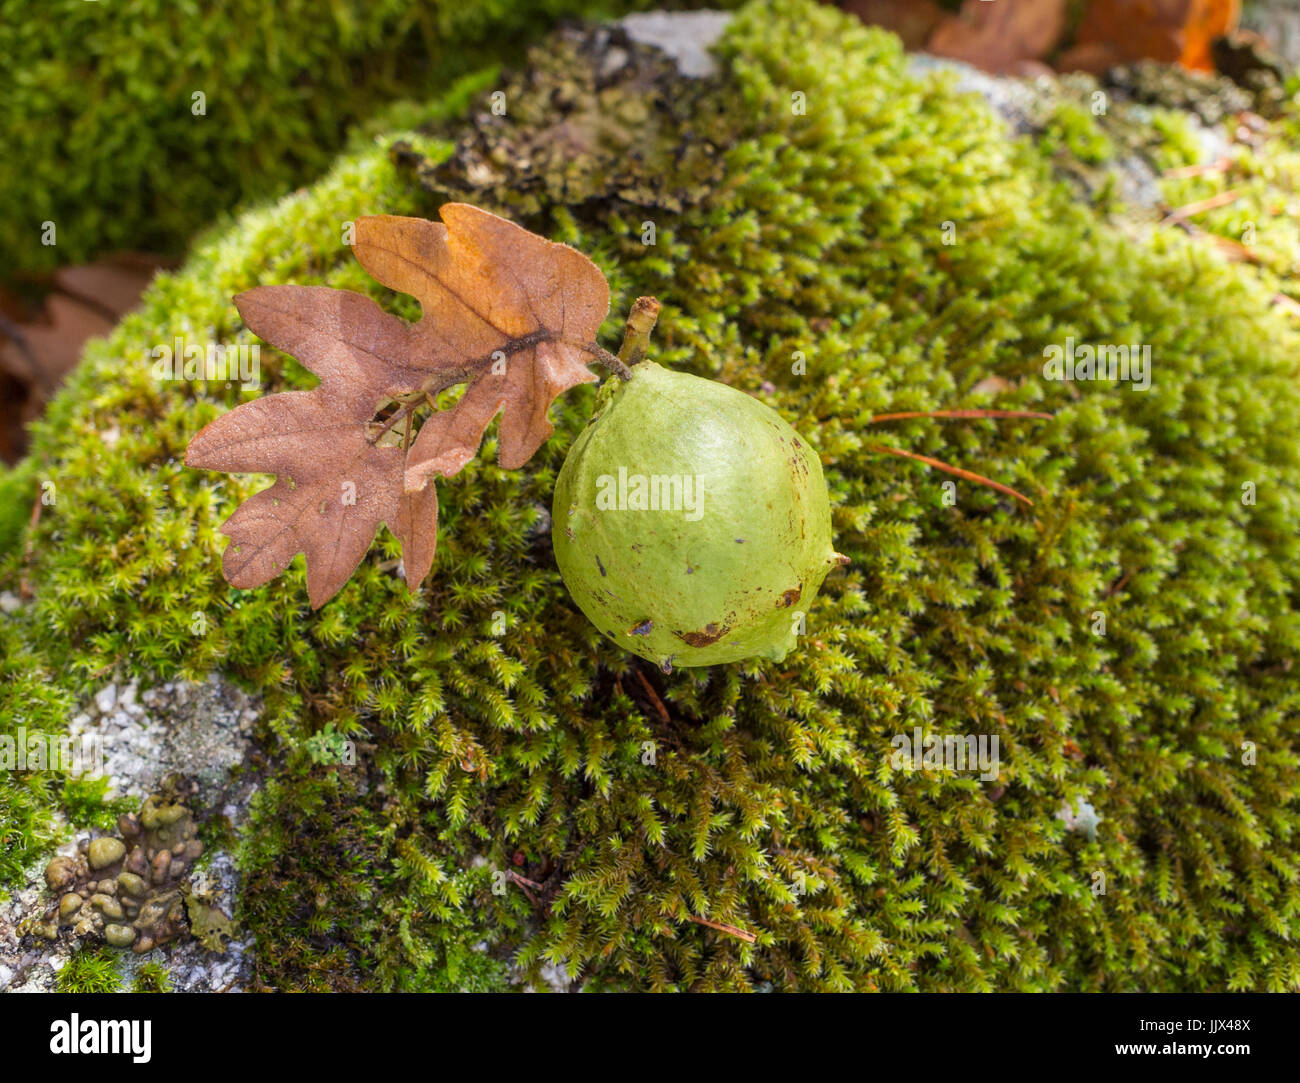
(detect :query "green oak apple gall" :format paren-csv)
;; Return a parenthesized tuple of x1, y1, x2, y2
(552, 358, 844, 670)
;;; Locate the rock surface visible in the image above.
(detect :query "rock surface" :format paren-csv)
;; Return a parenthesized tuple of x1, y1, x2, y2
(0, 676, 260, 992)
(1243, 0, 1300, 69)
(621, 10, 731, 76)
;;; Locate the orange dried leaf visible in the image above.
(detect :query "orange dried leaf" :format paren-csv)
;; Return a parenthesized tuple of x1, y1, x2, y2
(1072, 0, 1239, 72)
(353, 207, 607, 479)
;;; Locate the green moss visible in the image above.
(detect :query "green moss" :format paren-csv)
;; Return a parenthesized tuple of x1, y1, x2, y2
(5, 0, 1299, 991)
(56, 947, 123, 994)
(0, 459, 36, 558)
(1147, 109, 1206, 170)
(131, 962, 173, 993)
(60, 776, 134, 834)
(234, 774, 519, 991)
(1159, 125, 1300, 307)
(0, 0, 714, 277)
(0, 618, 76, 891)
(1042, 101, 1116, 165)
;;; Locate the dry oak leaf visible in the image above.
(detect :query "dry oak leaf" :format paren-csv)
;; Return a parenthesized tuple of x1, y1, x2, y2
(926, 0, 1068, 74)
(186, 203, 610, 608)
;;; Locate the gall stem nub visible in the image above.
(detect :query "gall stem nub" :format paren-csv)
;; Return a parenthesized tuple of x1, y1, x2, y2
(617, 296, 661, 370)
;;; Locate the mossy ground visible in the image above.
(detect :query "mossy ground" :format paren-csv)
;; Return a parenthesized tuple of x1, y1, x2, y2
(0, 0, 703, 277)
(55, 946, 123, 994)
(2, 0, 1298, 991)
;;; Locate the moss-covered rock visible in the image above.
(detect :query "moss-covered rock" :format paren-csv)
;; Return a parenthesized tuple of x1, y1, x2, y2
(0, 0, 700, 277)
(3, 0, 1299, 991)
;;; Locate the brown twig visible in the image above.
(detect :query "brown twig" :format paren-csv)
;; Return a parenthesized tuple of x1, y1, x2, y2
(870, 409, 1052, 423)
(685, 914, 757, 943)
(1162, 156, 1232, 180)
(583, 343, 633, 380)
(1205, 233, 1262, 264)
(507, 869, 545, 891)
(867, 443, 1034, 506)
(1104, 568, 1134, 598)
(1162, 188, 1246, 221)
(365, 329, 627, 448)
(632, 666, 671, 725)
(1165, 215, 1261, 264)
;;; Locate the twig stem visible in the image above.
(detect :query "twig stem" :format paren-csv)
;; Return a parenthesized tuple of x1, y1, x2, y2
(585, 344, 633, 379)
(366, 300, 663, 449)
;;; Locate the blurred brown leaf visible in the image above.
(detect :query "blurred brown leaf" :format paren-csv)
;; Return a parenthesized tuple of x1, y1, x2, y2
(838, 0, 947, 49)
(927, 0, 1069, 74)
(0, 255, 160, 462)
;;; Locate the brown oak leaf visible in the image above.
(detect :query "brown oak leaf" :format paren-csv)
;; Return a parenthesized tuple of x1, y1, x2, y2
(186, 203, 610, 608)
(926, 0, 1068, 75)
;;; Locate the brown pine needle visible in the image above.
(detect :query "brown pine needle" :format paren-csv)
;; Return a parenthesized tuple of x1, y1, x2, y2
(870, 409, 1052, 423)
(1206, 233, 1261, 264)
(1162, 188, 1245, 221)
(1162, 156, 1232, 179)
(1104, 568, 1134, 598)
(685, 914, 757, 943)
(1272, 293, 1300, 316)
(507, 869, 545, 890)
(1166, 215, 1261, 264)
(867, 443, 1034, 506)
(632, 666, 671, 724)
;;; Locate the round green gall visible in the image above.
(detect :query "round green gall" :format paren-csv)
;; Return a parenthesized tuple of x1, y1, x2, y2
(552, 361, 842, 670)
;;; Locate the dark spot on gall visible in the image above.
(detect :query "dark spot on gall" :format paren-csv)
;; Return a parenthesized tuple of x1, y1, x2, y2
(595, 554, 606, 577)
(628, 619, 654, 636)
(778, 585, 802, 607)
(675, 622, 729, 647)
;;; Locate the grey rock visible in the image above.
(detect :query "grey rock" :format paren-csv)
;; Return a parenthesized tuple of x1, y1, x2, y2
(621, 10, 732, 78)
(93, 685, 117, 715)
(2, 677, 262, 993)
